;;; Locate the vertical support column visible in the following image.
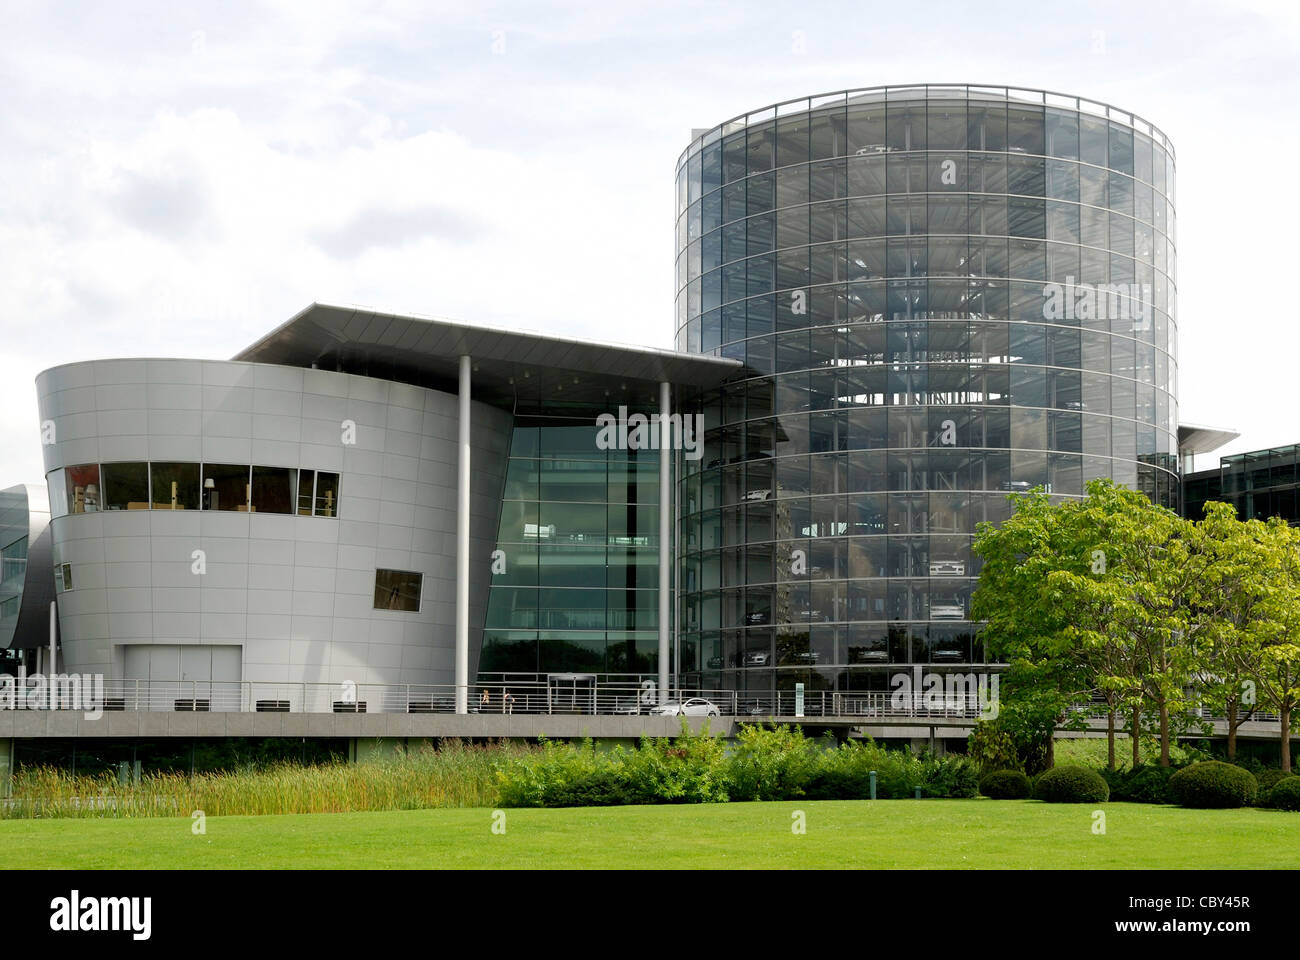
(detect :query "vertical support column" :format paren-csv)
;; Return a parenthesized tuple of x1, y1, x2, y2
(49, 601, 57, 684)
(658, 381, 671, 704)
(0, 738, 11, 799)
(455, 355, 472, 715)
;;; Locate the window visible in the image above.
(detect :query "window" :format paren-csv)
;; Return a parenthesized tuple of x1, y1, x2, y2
(0, 596, 17, 618)
(202, 464, 250, 512)
(374, 569, 422, 612)
(56, 563, 72, 591)
(51, 461, 338, 518)
(65, 464, 100, 514)
(251, 466, 294, 515)
(297, 470, 340, 517)
(1, 536, 27, 585)
(314, 472, 339, 517)
(151, 462, 200, 510)
(101, 462, 150, 511)
(47, 469, 68, 518)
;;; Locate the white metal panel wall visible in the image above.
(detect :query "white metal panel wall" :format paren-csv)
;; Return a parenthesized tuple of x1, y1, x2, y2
(36, 359, 511, 687)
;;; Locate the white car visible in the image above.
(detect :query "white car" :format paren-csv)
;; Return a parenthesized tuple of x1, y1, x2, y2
(650, 697, 721, 717)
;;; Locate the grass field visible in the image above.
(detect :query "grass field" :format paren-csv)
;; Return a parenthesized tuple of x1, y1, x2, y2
(3, 799, 1298, 869)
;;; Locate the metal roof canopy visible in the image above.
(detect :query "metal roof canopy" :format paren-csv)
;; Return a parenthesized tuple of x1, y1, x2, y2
(1177, 423, 1241, 458)
(233, 303, 744, 410)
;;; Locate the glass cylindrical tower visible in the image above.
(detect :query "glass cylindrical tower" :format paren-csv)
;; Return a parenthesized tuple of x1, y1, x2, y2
(673, 84, 1178, 696)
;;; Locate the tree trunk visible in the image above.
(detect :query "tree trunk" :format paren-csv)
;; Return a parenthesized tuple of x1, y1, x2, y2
(1107, 709, 1116, 771)
(1283, 704, 1293, 775)
(1227, 700, 1238, 762)
(1159, 698, 1170, 767)
(1132, 704, 1141, 767)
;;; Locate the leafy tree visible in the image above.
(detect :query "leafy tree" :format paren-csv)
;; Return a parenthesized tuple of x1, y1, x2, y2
(975, 480, 1214, 768)
(1191, 502, 1273, 761)
(972, 489, 1093, 769)
(1251, 520, 1300, 773)
(966, 717, 1021, 773)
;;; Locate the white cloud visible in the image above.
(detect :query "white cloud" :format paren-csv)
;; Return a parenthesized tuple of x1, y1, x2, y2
(2, 0, 1299, 485)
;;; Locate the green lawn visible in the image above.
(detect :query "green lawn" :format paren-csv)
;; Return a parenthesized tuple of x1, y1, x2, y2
(4, 800, 1298, 869)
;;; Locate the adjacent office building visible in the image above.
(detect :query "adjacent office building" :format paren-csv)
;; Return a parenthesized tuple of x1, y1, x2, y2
(1184, 442, 1300, 526)
(4, 84, 1218, 707)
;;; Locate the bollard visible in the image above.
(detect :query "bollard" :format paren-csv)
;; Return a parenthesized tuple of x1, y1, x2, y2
(869, 770, 877, 800)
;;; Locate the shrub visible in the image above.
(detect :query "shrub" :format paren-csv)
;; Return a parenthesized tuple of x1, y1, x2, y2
(620, 729, 730, 804)
(805, 739, 920, 800)
(1111, 765, 1176, 804)
(967, 719, 1021, 774)
(495, 738, 606, 808)
(1033, 765, 1110, 804)
(727, 724, 817, 801)
(495, 725, 733, 808)
(1166, 761, 1258, 809)
(921, 756, 980, 798)
(1265, 776, 1300, 812)
(979, 769, 1032, 799)
(1250, 768, 1290, 807)
(1255, 768, 1291, 790)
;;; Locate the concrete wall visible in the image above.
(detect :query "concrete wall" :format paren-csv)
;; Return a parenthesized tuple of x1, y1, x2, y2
(35, 358, 511, 687)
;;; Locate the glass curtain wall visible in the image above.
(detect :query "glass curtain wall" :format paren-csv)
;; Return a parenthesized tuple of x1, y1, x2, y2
(674, 86, 1179, 696)
(479, 416, 661, 678)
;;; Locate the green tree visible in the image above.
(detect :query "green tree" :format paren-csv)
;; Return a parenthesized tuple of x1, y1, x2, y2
(1251, 519, 1300, 773)
(972, 488, 1094, 770)
(1191, 502, 1273, 761)
(974, 480, 1210, 768)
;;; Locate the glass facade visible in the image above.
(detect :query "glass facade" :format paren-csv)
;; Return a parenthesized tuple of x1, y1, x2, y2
(1185, 445, 1300, 525)
(674, 85, 1179, 694)
(480, 416, 662, 677)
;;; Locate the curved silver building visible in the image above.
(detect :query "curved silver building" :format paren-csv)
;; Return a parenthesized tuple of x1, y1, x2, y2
(35, 356, 512, 689)
(0, 484, 53, 666)
(673, 85, 1178, 694)
(20, 305, 739, 711)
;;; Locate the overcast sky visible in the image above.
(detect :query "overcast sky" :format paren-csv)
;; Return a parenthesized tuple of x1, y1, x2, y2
(2, 0, 1296, 485)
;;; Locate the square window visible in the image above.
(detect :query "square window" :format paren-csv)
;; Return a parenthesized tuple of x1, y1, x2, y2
(374, 569, 422, 612)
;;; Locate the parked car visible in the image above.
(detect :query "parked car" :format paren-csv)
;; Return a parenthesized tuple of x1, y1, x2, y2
(743, 651, 771, 667)
(650, 697, 721, 717)
(849, 644, 888, 663)
(928, 560, 965, 577)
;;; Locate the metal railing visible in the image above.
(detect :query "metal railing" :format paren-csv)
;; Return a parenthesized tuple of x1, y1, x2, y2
(5, 678, 1288, 728)
(6, 679, 994, 720)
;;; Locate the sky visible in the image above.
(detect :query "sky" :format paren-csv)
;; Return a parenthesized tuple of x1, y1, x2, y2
(1, 0, 1297, 485)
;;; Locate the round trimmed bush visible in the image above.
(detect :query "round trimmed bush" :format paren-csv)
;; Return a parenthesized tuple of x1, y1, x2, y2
(1254, 768, 1291, 807)
(979, 769, 1032, 800)
(1267, 776, 1300, 811)
(1033, 765, 1110, 804)
(1166, 761, 1258, 809)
